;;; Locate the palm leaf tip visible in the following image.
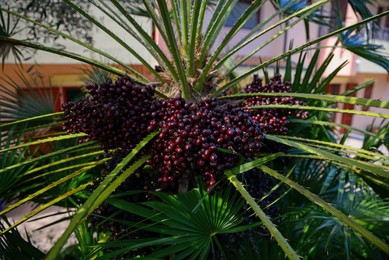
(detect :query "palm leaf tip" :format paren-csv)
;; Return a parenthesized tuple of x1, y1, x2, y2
(0, 8, 30, 67)
(0, 217, 45, 259)
(341, 30, 389, 73)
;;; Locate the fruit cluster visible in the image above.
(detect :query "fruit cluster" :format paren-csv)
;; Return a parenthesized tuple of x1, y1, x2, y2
(63, 74, 306, 191)
(148, 97, 264, 190)
(62, 76, 157, 154)
(243, 74, 308, 134)
(63, 76, 266, 190)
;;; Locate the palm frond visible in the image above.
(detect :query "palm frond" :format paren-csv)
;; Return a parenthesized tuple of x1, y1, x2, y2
(79, 65, 114, 86)
(259, 165, 389, 255)
(214, 10, 389, 96)
(286, 171, 389, 259)
(46, 131, 158, 259)
(341, 29, 389, 72)
(0, 66, 59, 124)
(0, 126, 35, 203)
(0, 217, 44, 259)
(0, 8, 30, 68)
(86, 183, 250, 259)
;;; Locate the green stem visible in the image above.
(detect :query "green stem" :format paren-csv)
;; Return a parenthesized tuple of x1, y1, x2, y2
(63, 0, 161, 83)
(187, 0, 203, 77)
(217, 81, 389, 109)
(179, 0, 188, 57)
(1, 7, 147, 82)
(215, 0, 300, 69)
(0, 181, 94, 235)
(0, 37, 132, 80)
(0, 133, 87, 153)
(197, 0, 265, 93)
(156, 0, 190, 100)
(108, 0, 174, 81)
(0, 111, 63, 128)
(225, 170, 300, 260)
(218, 0, 328, 73)
(248, 104, 389, 118)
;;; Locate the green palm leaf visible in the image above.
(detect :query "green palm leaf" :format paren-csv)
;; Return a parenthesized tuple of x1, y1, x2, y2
(214, 9, 389, 96)
(0, 68, 60, 123)
(0, 217, 44, 259)
(259, 165, 389, 255)
(0, 126, 35, 202)
(46, 131, 158, 259)
(87, 183, 250, 259)
(341, 29, 389, 72)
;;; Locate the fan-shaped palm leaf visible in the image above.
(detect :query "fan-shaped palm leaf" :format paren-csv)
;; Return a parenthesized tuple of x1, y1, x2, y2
(84, 183, 252, 259)
(0, 217, 44, 259)
(0, 66, 59, 124)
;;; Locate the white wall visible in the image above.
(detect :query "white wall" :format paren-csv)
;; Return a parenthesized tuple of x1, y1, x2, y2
(5, 4, 155, 65)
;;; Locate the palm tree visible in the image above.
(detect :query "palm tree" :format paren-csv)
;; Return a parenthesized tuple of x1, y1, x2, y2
(0, 1, 388, 259)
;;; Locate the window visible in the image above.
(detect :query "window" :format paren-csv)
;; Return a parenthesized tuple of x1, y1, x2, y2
(63, 87, 84, 103)
(225, 0, 261, 29)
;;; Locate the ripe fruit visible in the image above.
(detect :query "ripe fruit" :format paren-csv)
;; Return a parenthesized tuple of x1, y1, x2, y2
(63, 74, 306, 191)
(148, 96, 264, 190)
(243, 74, 308, 134)
(62, 76, 157, 155)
